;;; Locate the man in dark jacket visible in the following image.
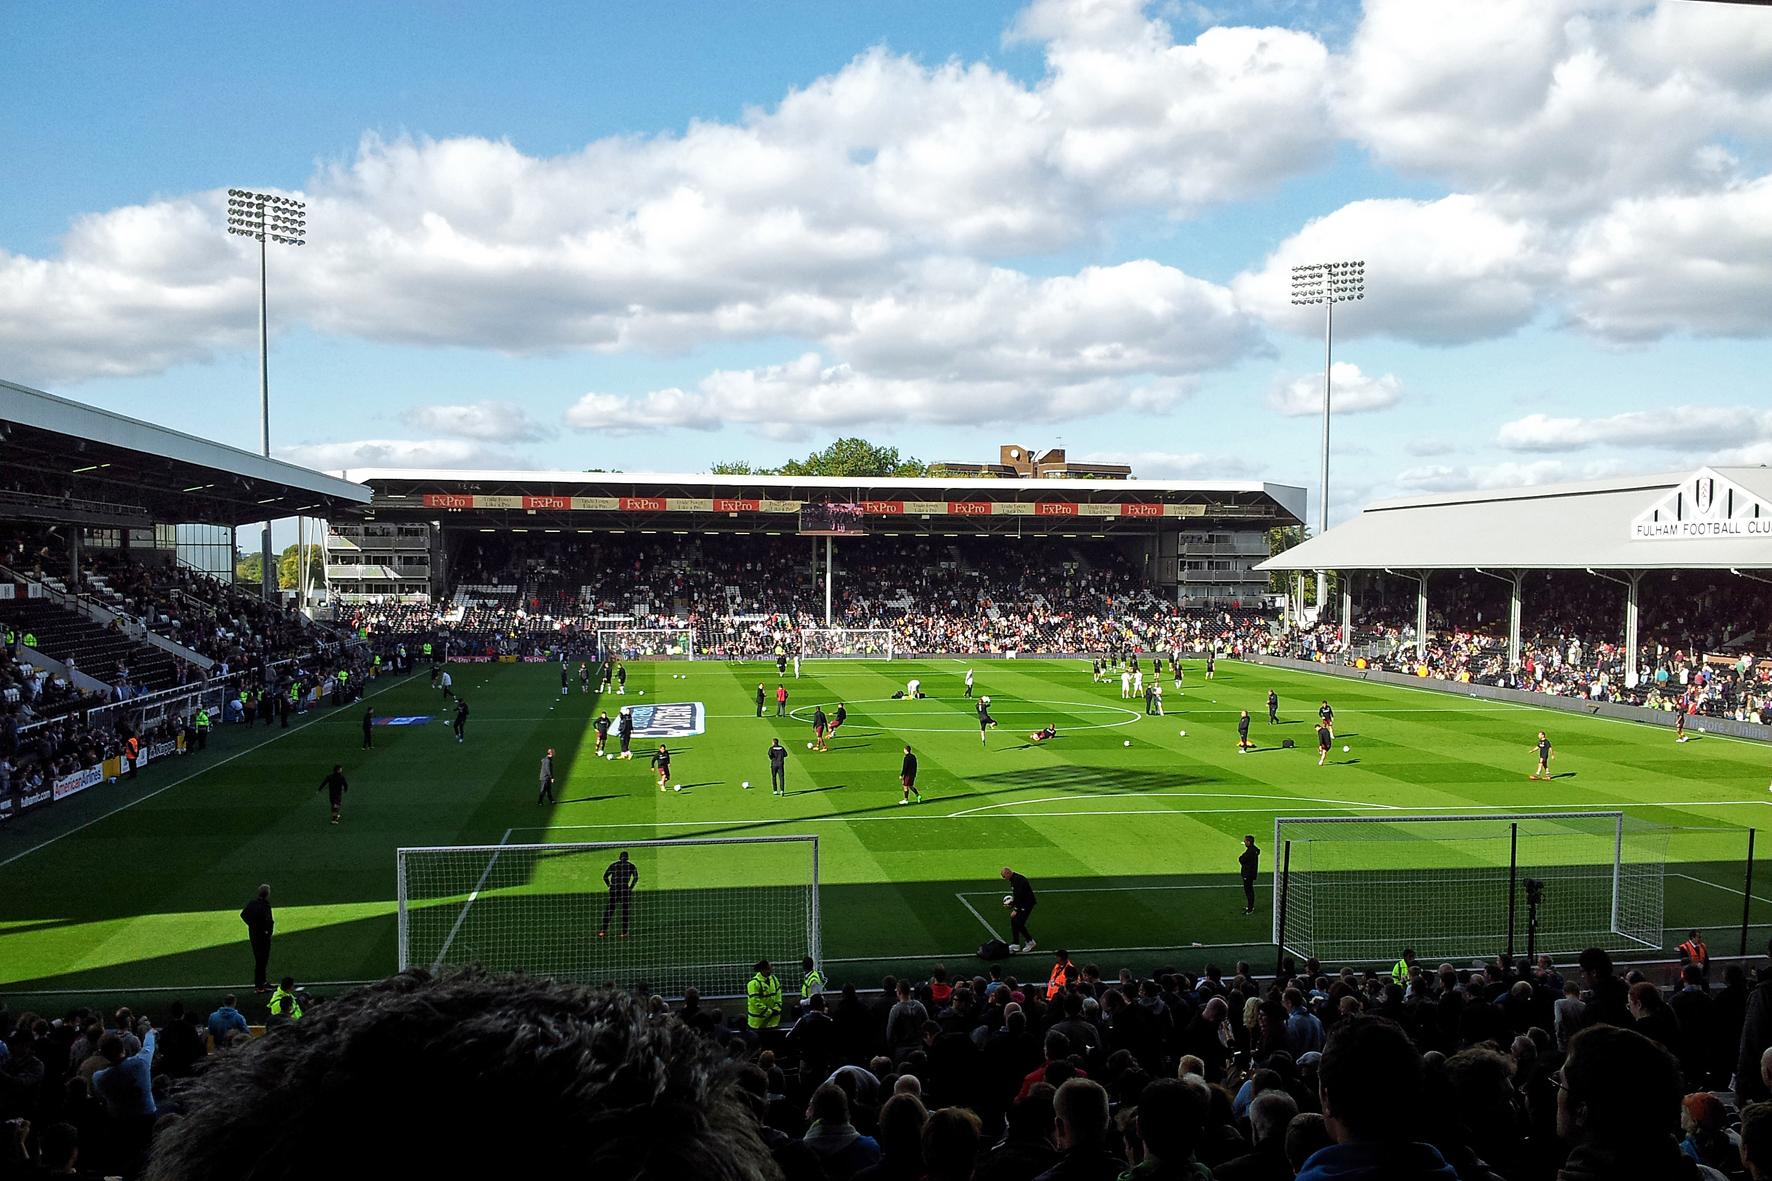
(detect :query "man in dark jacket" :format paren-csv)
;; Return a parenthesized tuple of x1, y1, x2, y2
(240, 884, 274, 992)
(1032, 1078, 1124, 1181)
(1295, 1016, 1456, 1181)
(1577, 947, 1632, 1031)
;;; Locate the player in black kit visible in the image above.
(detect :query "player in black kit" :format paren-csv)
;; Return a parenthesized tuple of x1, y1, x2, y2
(1238, 835, 1261, 914)
(453, 698, 469, 744)
(599, 850, 639, 938)
(1000, 866, 1037, 952)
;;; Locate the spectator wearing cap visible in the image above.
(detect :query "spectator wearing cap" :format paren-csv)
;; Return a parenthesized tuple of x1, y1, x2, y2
(1295, 1016, 1455, 1181)
(1556, 1023, 1719, 1181)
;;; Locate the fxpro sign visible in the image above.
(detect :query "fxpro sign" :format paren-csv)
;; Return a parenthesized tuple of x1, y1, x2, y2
(1630, 469, 1772, 542)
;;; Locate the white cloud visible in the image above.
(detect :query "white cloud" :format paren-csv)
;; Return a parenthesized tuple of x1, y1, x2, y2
(275, 438, 526, 471)
(0, 7, 1331, 387)
(1394, 456, 1634, 494)
(1232, 195, 1551, 345)
(1561, 176, 1772, 340)
(1339, 0, 1772, 213)
(565, 352, 1194, 439)
(1268, 362, 1402, 417)
(1078, 449, 1264, 479)
(405, 400, 556, 443)
(1496, 406, 1772, 453)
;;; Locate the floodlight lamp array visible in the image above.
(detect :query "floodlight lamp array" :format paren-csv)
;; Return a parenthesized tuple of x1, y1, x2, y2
(1289, 260, 1365, 306)
(224, 189, 308, 246)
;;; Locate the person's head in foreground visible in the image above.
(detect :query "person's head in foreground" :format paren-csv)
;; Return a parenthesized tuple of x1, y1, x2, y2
(143, 969, 777, 1181)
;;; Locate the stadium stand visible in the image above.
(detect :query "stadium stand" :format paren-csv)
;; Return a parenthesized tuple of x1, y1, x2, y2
(0, 950, 1753, 1179)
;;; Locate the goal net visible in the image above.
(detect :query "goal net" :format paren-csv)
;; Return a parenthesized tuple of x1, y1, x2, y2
(800, 628, 895, 659)
(397, 835, 820, 999)
(597, 627, 696, 661)
(1272, 813, 1668, 965)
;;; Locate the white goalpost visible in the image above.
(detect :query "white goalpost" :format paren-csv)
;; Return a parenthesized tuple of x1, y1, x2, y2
(597, 627, 696, 661)
(396, 835, 820, 999)
(1271, 812, 1669, 965)
(800, 628, 895, 659)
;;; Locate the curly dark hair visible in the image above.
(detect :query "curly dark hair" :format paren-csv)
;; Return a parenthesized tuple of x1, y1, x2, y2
(144, 969, 779, 1181)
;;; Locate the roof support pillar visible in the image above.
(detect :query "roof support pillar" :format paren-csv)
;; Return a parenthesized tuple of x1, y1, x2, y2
(1415, 570, 1429, 661)
(1509, 574, 1523, 673)
(1624, 571, 1643, 689)
(1473, 568, 1525, 674)
(1339, 573, 1352, 646)
(1586, 567, 1642, 690)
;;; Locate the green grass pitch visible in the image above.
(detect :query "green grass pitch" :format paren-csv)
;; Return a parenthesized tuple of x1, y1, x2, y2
(3, 657, 1770, 1007)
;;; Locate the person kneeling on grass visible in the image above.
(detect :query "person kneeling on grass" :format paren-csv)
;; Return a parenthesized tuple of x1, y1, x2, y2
(1029, 724, 1058, 743)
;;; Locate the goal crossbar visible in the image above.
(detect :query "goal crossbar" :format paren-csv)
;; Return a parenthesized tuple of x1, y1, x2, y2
(597, 627, 695, 660)
(800, 627, 895, 659)
(1271, 811, 1667, 966)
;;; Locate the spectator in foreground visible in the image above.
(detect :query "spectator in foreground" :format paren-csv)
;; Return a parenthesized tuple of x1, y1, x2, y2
(1556, 1023, 1719, 1181)
(1743, 1102, 1772, 1181)
(1034, 1078, 1124, 1181)
(923, 1106, 983, 1181)
(1296, 1016, 1455, 1181)
(1215, 1090, 1298, 1181)
(144, 970, 777, 1181)
(856, 1091, 927, 1181)
(1123, 1075, 1213, 1181)
(804, 1082, 882, 1177)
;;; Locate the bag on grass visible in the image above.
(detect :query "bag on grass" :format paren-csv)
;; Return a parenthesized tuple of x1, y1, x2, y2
(978, 939, 1011, 961)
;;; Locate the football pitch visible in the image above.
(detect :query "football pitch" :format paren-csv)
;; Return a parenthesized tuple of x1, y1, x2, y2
(4, 657, 1771, 1006)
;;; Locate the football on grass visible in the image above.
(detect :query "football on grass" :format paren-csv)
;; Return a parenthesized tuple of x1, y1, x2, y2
(1003, 895, 1014, 908)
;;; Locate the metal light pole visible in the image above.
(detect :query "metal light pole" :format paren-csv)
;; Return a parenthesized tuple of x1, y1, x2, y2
(1289, 260, 1364, 620)
(226, 189, 307, 600)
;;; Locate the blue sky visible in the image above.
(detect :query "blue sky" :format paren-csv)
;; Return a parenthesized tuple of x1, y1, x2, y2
(2, 0, 1769, 535)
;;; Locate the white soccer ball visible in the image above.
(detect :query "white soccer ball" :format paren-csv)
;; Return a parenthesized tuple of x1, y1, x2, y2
(639, 690, 645, 696)
(1123, 739, 1131, 747)
(1343, 745, 1350, 752)
(605, 753, 614, 761)
(1009, 943, 1022, 954)
(742, 780, 750, 789)
(1178, 730, 1186, 737)
(673, 784, 681, 792)
(1003, 895, 1014, 908)
(806, 741, 814, 749)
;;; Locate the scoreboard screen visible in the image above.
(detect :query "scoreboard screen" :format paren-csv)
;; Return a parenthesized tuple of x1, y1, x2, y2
(798, 502, 867, 535)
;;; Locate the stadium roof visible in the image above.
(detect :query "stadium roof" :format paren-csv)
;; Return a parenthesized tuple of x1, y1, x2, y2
(340, 468, 1306, 532)
(0, 379, 371, 527)
(1259, 467, 1772, 573)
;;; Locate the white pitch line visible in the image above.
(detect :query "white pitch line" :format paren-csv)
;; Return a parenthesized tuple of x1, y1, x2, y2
(0, 673, 420, 870)
(956, 892, 1004, 941)
(1669, 871, 1772, 909)
(430, 828, 513, 971)
(946, 792, 1401, 819)
(518, 797, 1772, 833)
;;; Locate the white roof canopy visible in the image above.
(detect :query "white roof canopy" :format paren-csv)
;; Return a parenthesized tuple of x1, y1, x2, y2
(1259, 467, 1772, 573)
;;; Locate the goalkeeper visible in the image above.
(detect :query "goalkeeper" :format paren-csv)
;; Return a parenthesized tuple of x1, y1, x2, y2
(999, 866, 1037, 953)
(599, 850, 638, 939)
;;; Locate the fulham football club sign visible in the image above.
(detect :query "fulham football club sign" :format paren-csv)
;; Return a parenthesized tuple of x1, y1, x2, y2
(1630, 469, 1772, 542)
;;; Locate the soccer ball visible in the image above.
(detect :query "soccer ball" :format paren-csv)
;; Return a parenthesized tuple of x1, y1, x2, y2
(1008, 943, 1022, 954)
(639, 690, 645, 696)
(807, 741, 814, 749)
(1003, 895, 1014, 908)
(742, 780, 750, 789)
(605, 753, 614, 761)
(1178, 730, 1186, 737)
(673, 784, 681, 792)
(1123, 739, 1131, 747)
(1343, 745, 1350, 752)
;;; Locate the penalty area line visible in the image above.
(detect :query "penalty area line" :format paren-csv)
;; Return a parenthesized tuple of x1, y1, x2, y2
(429, 827, 513, 971)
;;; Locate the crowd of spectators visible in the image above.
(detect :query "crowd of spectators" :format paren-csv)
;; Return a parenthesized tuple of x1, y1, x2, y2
(1289, 572, 1772, 723)
(345, 536, 1276, 662)
(9, 943, 1772, 1180)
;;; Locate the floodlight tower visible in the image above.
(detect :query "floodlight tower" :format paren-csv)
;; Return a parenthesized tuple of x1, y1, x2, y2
(1289, 260, 1364, 622)
(226, 189, 307, 599)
